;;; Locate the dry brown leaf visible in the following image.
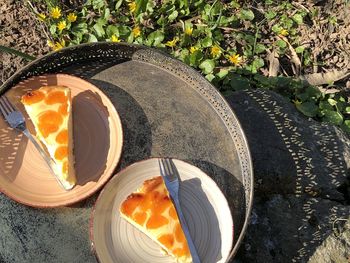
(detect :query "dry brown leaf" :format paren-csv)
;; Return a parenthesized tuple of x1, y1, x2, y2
(299, 70, 350, 86)
(279, 36, 301, 75)
(267, 50, 280, 77)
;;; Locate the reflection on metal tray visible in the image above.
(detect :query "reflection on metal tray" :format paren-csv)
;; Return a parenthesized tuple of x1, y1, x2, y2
(0, 43, 253, 262)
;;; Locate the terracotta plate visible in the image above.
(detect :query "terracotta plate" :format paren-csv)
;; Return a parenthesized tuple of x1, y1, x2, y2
(0, 74, 123, 207)
(91, 158, 233, 263)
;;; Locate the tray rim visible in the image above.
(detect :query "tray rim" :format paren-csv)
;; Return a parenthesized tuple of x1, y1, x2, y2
(0, 42, 254, 261)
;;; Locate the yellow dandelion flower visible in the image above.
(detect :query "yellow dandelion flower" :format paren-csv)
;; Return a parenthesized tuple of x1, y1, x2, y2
(185, 27, 193, 36)
(57, 20, 66, 31)
(132, 26, 141, 37)
(67, 13, 77, 23)
(279, 29, 289, 36)
(50, 6, 61, 19)
(228, 54, 242, 65)
(47, 40, 55, 48)
(37, 13, 46, 21)
(189, 46, 198, 54)
(165, 37, 178, 48)
(111, 35, 121, 42)
(128, 2, 137, 13)
(211, 45, 221, 57)
(53, 39, 65, 51)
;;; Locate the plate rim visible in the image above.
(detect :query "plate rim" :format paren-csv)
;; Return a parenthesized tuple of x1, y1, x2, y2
(90, 157, 234, 263)
(0, 73, 124, 208)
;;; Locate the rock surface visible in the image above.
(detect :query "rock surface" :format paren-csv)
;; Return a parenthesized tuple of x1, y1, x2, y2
(227, 89, 350, 263)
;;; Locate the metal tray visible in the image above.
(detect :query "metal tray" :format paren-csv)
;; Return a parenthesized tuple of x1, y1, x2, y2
(0, 43, 253, 262)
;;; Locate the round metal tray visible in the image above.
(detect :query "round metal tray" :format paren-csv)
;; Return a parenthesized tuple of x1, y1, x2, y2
(0, 43, 253, 262)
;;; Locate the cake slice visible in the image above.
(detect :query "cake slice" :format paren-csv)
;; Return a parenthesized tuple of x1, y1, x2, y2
(21, 86, 76, 189)
(120, 176, 192, 263)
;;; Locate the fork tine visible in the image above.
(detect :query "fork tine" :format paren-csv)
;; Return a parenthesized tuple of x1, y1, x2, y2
(162, 158, 171, 176)
(158, 159, 164, 175)
(169, 159, 180, 178)
(2, 96, 16, 112)
(0, 97, 10, 116)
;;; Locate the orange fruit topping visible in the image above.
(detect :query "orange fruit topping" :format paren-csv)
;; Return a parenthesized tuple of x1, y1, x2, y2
(120, 193, 144, 217)
(54, 146, 68, 160)
(38, 110, 63, 138)
(173, 245, 190, 257)
(175, 223, 186, 243)
(169, 206, 177, 219)
(21, 90, 45, 105)
(133, 212, 147, 225)
(58, 102, 68, 115)
(45, 90, 67, 105)
(158, 234, 175, 249)
(56, 129, 68, 144)
(146, 214, 168, 229)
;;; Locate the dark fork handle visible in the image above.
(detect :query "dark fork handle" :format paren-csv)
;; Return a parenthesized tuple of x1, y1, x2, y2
(172, 197, 201, 263)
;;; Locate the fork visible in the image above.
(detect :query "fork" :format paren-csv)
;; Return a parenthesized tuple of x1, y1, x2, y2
(0, 95, 70, 190)
(158, 158, 201, 263)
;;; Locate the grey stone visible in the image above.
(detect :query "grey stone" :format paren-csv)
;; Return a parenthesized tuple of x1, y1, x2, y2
(227, 89, 350, 263)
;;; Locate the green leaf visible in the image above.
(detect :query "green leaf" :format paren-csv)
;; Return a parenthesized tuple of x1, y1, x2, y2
(205, 73, 215, 82)
(115, 0, 123, 9)
(216, 69, 228, 79)
(189, 50, 203, 66)
(265, 11, 277, 20)
(292, 13, 303, 25)
(117, 25, 131, 37)
(255, 43, 266, 54)
(93, 23, 105, 38)
(295, 46, 305, 53)
(283, 18, 294, 29)
(168, 10, 178, 22)
(135, 0, 148, 16)
(276, 39, 287, 48)
(71, 23, 88, 35)
(296, 101, 318, 117)
(322, 110, 343, 125)
(50, 24, 57, 35)
(88, 33, 98, 42)
(201, 37, 212, 48)
(104, 8, 110, 20)
(341, 121, 350, 133)
(92, 0, 104, 9)
(252, 58, 264, 69)
(319, 101, 333, 111)
(272, 24, 282, 33)
(327, 98, 337, 106)
(240, 9, 254, 21)
(305, 86, 321, 99)
(0, 45, 36, 61)
(146, 30, 164, 46)
(230, 75, 251, 91)
(345, 107, 350, 113)
(199, 59, 215, 74)
(106, 25, 119, 37)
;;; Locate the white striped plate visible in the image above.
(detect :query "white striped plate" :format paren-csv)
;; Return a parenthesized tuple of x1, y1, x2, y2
(91, 158, 233, 263)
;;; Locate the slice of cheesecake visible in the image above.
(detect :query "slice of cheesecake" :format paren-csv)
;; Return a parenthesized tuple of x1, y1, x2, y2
(21, 86, 76, 189)
(120, 176, 192, 263)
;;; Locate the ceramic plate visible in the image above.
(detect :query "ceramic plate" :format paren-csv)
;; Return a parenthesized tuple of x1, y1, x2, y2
(91, 158, 233, 263)
(0, 74, 123, 207)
